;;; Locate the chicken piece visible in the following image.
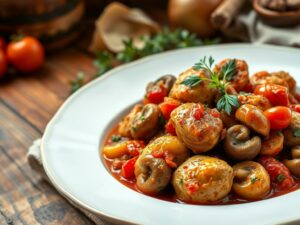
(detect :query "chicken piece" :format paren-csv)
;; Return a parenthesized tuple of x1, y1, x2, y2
(251, 71, 296, 92)
(171, 103, 223, 153)
(238, 93, 272, 111)
(172, 155, 234, 203)
(214, 58, 249, 92)
(169, 68, 217, 104)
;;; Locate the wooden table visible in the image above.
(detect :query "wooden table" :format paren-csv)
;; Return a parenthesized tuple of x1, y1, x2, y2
(0, 42, 97, 224)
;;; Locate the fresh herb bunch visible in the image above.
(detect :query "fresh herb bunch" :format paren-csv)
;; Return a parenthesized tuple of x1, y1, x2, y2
(181, 56, 239, 115)
(70, 28, 220, 93)
(70, 72, 85, 94)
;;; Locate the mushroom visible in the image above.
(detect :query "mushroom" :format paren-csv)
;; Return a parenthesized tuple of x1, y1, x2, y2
(283, 146, 300, 178)
(136, 155, 172, 194)
(130, 103, 160, 140)
(235, 104, 270, 136)
(172, 155, 234, 203)
(233, 161, 270, 200)
(225, 125, 261, 160)
(146, 74, 177, 95)
(135, 135, 189, 194)
(238, 93, 272, 111)
(283, 111, 300, 146)
(118, 104, 143, 138)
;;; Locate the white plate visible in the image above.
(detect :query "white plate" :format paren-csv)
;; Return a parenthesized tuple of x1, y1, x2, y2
(42, 44, 300, 225)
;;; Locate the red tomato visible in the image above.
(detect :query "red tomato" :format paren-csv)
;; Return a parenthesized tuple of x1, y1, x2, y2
(7, 36, 44, 73)
(159, 98, 181, 120)
(259, 156, 295, 191)
(193, 104, 204, 120)
(241, 82, 254, 93)
(264, 106, 292, 130)
(290, 104, 300, 113)
(254, 84, 289, 106)
(165, 120, 176, 136)
(126, 141, 145, 157)
(0, 37, 6, 51)
(121, 156, 138, 179)
(0, 50, 7, 78)
(146, 84, 167, 104)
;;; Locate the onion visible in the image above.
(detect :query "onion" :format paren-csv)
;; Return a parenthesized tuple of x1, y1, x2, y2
(168, 0, 223, 38)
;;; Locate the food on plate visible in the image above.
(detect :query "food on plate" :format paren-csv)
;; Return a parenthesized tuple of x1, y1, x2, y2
(224, 125, 261, 160)
(103, 56, 300, 205)
(235, 104, 270, 136)
(232, 161, 270, 200)
(172, 155, 233, 203)
(170, 103, 223, 153)
(134, 135, 189, 194)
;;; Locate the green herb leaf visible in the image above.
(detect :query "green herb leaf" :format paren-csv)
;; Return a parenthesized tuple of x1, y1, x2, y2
(217, 95, 239, 115)
(93, 51, 113, 76)
(220, 59, 236, 81)
(111, 135, 121, 142)
(250, 176, 259, 184)
(180, 75, 202, 88)
(276, 174, 286, 182)
(193, 56, 214, 76)
(293, 129, 300, 137)
(69, 72, 85, 94)
(159, 114, 166, 126)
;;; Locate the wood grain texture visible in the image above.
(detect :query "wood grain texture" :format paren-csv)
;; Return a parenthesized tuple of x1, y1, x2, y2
(0, 46, 97, 224)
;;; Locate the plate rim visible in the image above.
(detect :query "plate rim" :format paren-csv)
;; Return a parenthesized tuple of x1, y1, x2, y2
(41, 43, 300, 225)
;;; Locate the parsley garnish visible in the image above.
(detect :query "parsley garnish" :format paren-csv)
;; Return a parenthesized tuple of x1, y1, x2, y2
(69, 28, 220, 94)
(250, 176, 259, 184)
(181, 56, 239, 115)
(70, 72, 85, 94)
(293, 129, 300, 137)
(276, 174, 286, 182)
(111, 135, 121, 143)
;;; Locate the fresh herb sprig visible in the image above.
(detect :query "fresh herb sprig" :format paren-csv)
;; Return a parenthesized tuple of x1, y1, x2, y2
(181, 56, 239, 115)
(69, 28, 220, 93)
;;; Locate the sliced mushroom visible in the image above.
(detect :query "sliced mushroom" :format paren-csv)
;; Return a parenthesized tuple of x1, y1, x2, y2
(283, 146, 300, 177)
(135, 155, 172, 195)
(260, 131, 284, 157)
(146, 74, 176, 95)
(233, 161, 270, 200)
(130, 103, 160, 140)
(283, 111, 300, 146)
(225, 125, 261, 160)
(235, 104, 270, 136)
(118, 104, 143, 138)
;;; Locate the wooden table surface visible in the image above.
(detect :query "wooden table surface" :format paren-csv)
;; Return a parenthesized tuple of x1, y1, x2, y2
(0, 40, 97, 224)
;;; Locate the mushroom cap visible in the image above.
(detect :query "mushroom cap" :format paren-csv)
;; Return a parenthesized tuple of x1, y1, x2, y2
(172, 155, 233, 203)
(233, 161, 270, 200)
(225, 124, 261, 161)
(235, 104, 270, 136)
(283, 111, 300, 146)
(130, 103, 160, 140)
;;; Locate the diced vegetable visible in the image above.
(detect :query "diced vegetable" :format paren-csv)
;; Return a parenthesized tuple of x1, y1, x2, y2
(146, 84, 167, 104)
(103, 140, 145, 159)
(121, 156, 138, 179)
(165, 120, 176, 136)
(159, 97, 181, 120)
(259, 156, 295, 191)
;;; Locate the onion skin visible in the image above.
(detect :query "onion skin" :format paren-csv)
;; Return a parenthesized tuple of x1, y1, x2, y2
(168, 0, 223, 38)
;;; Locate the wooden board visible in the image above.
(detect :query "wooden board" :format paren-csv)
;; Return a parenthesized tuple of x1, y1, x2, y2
(0, 45, 97, 224)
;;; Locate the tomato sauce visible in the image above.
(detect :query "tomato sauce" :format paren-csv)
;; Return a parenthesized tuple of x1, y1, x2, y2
(102, 126, 300, 205)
